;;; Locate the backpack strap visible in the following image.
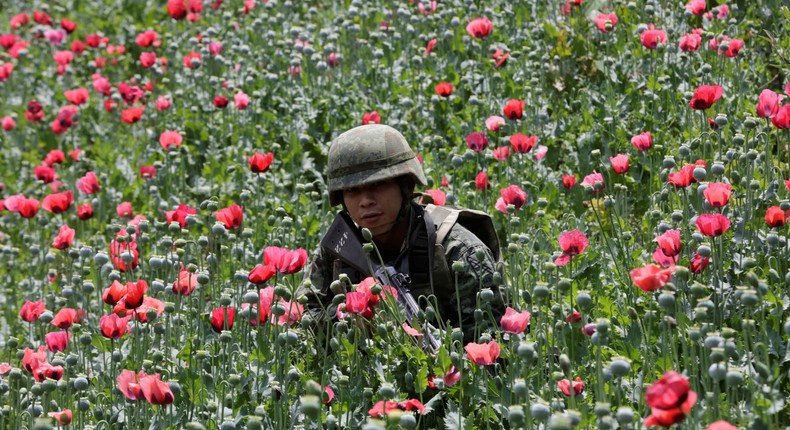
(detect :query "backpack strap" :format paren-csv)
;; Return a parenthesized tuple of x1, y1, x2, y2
(424, 204, 457, 246)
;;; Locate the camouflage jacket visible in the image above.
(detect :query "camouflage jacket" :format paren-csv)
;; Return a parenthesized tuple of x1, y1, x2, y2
(298, 202, 505, 344)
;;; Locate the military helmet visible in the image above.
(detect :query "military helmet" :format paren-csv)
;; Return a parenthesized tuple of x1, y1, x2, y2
(327, 124, 427, 206)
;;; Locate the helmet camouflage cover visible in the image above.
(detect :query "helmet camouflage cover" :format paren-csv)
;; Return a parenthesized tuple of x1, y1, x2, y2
(327, 124, 427, 205)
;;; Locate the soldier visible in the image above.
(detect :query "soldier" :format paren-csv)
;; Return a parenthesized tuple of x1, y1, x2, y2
(298, 124, 505, 345)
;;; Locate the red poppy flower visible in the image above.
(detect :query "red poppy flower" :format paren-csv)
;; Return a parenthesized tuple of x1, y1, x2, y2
(630, 265, 676, 292)
(214, 204, 243, 229)
(689, 85, 723, 110)
(581, 172, 605, 193)
(689, 251, 710, 274)
(210, 307, 236, 332)
(422, 189, 447, 206)
(263, 246, 309, 274)
(466, 17, 493, 38)
(138, 373, 175, 405)
(685, 0, 706, 15)
(500, 307, 530, 334)
(42, 191, 74, 214)
(756, 89, 781, 118)
(248, 152, 274, 173)
(595, 13, 618, 33)
(703, 183, 732, 207)
(435, 82, 453, 97)
(485, 116, 505, 132)
(34, 165, 56, 184)
(64, 87, 89, 106)
(77, 203, 93, 220)
(51, 308, 81, 329)
(154, 96, 171, 111)
(0, 62, 13, 82)
(679, 32, 702, 52)
(368, 399, 425, 417)
(464, 341, 500, 366)
(765, 206, 788, 227)
(17, 197, 39, 218)
(121, 106, 144, 124)
(771, 105, 790, 129)
(109, 235, 139, 272)
(344, 291, 370, 314)
(159, 131, 183, 151)
(33, 10, 53, 25)
(135, 30, 160, 47)
(562, 174, 577, 189)
(10, 13, 30, 29)
(510, 133, 537, 153)
(466, 132, 489, 152)
(132, 297, 165, 323)
(644, 371, 697, 427)
(140, 165, 156, 181)
(475, 171, 490, 191)
(48, 410, 73, 426)
(655, 230, 681, 257)
(248, 264, 277, 285)
(22, 346, 47, 373)
(100, 313, 131, 339)
(214, 95, 229, 108)
(1, 116, 15, 131)
(165, 204, 197, 228)
(631, 132, 653, 151)
(495, 184, 527, 214)
(492, 48, 509, 67)
(640, 27, 667, 49)
(117, 83, 144, 105)
(117, 370, 145, 401)
(19, 300, 46, 322)
(116, 201, 133, 219)
(555, 230, 589, 266)
(706, 421, 738, 430)
(558, 377, 585, 396)
(503, 99, 525, 120)
(26, 100, 44, 123)
(173, 269, 199, 296)
(122, 280, 148, 310)
(610, 154, 629, 174)
(139, 52, 157, 68)
(52, 224, 75, 250)
(102, 280, 127, 306)
(653, 248, 678, 267)
(362, 111, 381, 125)
(695, 213, 730, 237)
(45, 331, 71, 353)
(668, 164, 697, 188)
(235, 91, 250, 109)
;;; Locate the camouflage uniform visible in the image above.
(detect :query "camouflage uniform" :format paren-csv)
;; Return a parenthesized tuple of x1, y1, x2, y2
(298, 123, 505, 343)
(299, 202, 505, 344)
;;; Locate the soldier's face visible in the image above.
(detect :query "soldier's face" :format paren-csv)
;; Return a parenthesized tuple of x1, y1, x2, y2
(343, 179, 403, 237)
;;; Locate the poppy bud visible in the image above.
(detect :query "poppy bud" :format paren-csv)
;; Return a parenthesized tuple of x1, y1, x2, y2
(531, 403, 551, 421)
(697, 243, 712, 257)
(576, 292, 592, 310)
(615, 407, 634, 424)
(533, 284, 549, 299)
(558, 354, 570, 373)
(452, 261, 466, 272)
(362, 243, 374, 254)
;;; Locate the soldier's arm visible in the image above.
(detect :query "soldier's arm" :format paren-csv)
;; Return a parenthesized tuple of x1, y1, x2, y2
(443, 228, 506, 344)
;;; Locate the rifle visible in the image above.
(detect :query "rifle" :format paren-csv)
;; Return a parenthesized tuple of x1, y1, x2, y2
(321, 212, 442, 353)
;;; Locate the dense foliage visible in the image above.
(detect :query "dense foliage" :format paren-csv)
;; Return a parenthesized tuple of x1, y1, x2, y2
(1, 0, 790, 429)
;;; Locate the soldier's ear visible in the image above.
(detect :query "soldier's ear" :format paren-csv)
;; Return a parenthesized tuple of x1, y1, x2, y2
(398, 176, 416, 201)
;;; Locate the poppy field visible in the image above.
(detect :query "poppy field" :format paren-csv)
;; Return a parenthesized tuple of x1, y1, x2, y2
(1, 0, 790, 428)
